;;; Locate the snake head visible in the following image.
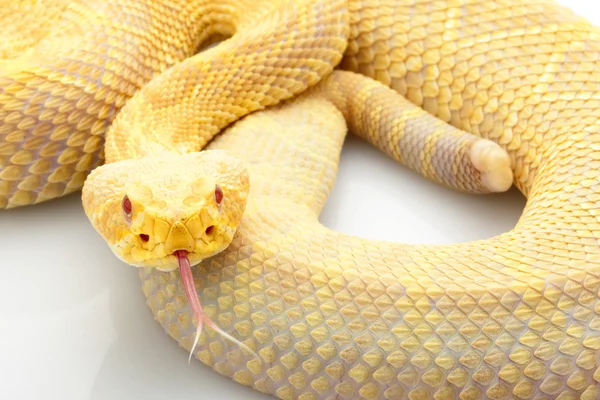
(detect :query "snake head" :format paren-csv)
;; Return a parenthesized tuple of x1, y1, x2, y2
(82, 150, 250, 271)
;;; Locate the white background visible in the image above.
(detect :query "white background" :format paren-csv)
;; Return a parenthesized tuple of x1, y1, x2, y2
(0, 1, 595, 399)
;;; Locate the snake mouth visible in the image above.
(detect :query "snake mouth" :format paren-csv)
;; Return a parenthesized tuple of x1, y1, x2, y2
(149, 250, 203, 271)
(174, 250, 257, 362)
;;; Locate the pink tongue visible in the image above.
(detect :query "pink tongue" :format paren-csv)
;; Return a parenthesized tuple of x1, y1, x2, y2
(175, 250, 204, 317)
(175, 250, 258, 362)
(175, 250, 206, 362)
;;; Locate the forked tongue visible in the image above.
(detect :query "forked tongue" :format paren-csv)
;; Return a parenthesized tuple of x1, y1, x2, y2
(175, 250, 257, 363)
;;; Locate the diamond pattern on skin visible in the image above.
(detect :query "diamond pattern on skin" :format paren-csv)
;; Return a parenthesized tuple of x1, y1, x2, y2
(3, 1, 600, 399)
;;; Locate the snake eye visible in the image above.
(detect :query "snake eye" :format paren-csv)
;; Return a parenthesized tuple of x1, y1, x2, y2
(122, 195, 132, 221)
(215, 184, 223, 205)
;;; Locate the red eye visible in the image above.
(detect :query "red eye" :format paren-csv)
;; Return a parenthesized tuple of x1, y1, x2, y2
(122, 195, 132, 220)
(215, 184, 223, 204)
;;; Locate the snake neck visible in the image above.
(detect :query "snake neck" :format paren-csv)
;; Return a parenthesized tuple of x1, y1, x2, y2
(102, 0, 350, 164)
(0, 0, 282, 209)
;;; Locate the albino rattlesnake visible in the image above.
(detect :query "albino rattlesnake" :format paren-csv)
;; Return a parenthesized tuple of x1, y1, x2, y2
(2, 0, 600, 399)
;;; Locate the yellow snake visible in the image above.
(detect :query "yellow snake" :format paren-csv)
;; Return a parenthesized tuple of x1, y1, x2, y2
(2, 0, 600, 399)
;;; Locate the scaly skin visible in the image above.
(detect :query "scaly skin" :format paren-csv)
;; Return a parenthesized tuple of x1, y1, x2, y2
(138, 68, 600, 399)
(0, 0, 349, 208)
(3, 0, 600, 399)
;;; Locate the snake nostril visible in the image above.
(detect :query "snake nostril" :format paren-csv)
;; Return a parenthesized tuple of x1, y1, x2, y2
(205, 226, 214, 235)
(139, 234, 150, 242)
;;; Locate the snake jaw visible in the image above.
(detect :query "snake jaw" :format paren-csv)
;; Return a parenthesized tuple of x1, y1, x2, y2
(175, 250, 257, 362)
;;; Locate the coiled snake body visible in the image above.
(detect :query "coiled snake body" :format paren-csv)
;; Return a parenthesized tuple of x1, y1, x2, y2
(2, 0, 600, 399)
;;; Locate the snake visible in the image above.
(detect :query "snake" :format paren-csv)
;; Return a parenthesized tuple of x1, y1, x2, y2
(2, 0, 600, 399)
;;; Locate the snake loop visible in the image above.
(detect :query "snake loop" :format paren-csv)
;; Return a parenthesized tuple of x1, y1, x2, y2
(2, 1, 600, 399)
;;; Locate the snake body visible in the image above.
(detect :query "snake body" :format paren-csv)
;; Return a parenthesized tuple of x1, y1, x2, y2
(3, 0, 600, 399)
